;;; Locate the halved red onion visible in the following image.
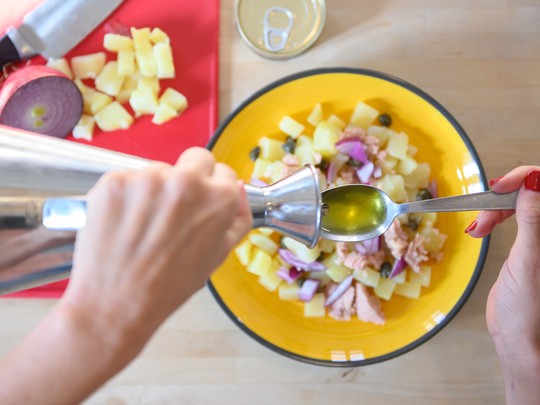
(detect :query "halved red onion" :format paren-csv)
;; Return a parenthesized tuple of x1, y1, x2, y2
(276, 266, 303, 284)
(335, 136, 368, 163)
(356, 161, 375, 183)
(325, 275, 353, 306)
(278, 249, 326, 272)
(373, 166, 382, 179)
(299, 279, 320, 302)
(428, 180, 438, 198)
(389, 256, 407, 278)
(0, 66, 83, 138)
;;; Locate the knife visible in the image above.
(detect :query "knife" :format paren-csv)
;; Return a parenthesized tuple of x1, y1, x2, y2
(0, 0, 125, 68)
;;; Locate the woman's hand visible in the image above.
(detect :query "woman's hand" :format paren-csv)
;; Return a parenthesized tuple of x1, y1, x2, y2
(63, 147, 252, 353)
(466, 166, 540, 404)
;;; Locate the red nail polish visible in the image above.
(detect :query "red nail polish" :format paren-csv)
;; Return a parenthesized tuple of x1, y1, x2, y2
(464, 219, 478, 233)
(489, 176, 504, 187)
(525, 170, 540, 192)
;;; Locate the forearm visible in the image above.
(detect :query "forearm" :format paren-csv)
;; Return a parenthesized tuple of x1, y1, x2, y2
(0, 302, 146, 405)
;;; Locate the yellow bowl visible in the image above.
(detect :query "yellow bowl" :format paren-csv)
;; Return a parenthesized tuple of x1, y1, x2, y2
(207, 68, 489, 366)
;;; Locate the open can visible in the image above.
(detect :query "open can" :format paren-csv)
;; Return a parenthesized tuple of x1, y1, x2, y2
(235, 0, 326, 60)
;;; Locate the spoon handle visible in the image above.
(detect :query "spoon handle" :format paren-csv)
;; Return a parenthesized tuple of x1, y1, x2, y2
(398, 190, 519, 215)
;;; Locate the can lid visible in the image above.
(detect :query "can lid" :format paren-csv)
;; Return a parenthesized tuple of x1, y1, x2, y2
(235, 0, 326, 60)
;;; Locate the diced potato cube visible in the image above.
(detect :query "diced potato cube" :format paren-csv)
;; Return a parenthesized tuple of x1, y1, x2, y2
(135, 48, 157, 77)
(353, 266, 380, 288)
(407, 144, 418, 157)
(419, 223, 447, 253)
(377, 174, 408, 203)
(403, 162, 431, 189)
(152, 102, 178, 125)
(103, 33, 133, 52)
(234, 239, 253, 266)
(247, 248, 272, 276)
(307, 103, 323, 126)
(117, 50, 135, 76)
(296, 134, 313, 147)
(115, 74, 139, 104)
(327, 114, 346, 129)
(258, 262, 282, 292)
(319, 238, 335, 254)
(159, 88, 188, 113)
(367, 125, 393, 147)
(94, 102, 133, 131)
(264, 160, 287, 183)
(258, 228, 274, 236)
(95, 61, 125, 96)
(46, 58, 73, 79)
(278, 283, 301, 301)
(409, 265, 431, 287)
(374, 278, 396, 301)
(258, 136, 285, 161)
(282, 237, 321, 263)
(279, 115, 305, 138)
(129, 87, 159, 116)
(138, 76, 160, 95)
(308, 271, 332, 287)
(420, 212, 438, 225)
(304, 293, 326, 317)
(153, 42, 175, 79)
(149, 27, 170, 44)
(387, 131, 409, 160)
(251, 158, 271, 179)
(322, 253, 350, 283)
(131, 27, 152, 51)
(350, 101, 379, 129)
(72, 114, 95, 141)
(294, 143, 316, 166)
(390, 270, 406, 284)
(378, 155, 398, 175)
(397, 155, 418, 176)
(394, 281, 422, 299)
(89, 91, 113, 115)
(71, 52, 106, 79)
(313, 121, 340, 157)
(248, 233, 278, 255)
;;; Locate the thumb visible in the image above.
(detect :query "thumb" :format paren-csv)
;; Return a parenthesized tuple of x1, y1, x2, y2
(509, 170, 540, 269)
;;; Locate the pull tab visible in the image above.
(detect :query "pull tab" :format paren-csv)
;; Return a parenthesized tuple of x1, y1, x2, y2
(263, 7, 294, 52)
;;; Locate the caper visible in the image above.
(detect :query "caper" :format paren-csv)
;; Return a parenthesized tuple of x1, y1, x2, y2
(249, 146, 261, 161)
(297, 278, 305, 287)
(379, 113, 392, 127)
(347, 157, 362, 167)
(317, 158, 329, 171)
(282, 141, 296, 154)
(416, 188, 433, 201)
(407, 215, 419, 231)
(380, 261, 392, 278)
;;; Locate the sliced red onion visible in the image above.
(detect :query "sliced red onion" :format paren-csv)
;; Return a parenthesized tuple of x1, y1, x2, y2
(326, 153, 349, 183)
(278, 249, 326, 272)
(0, 66, 82, 138)
(299, 279, 320, 302)
(355, 236, 380, 255)
(276, 266, 303, 284)
(249, 177, 268, 187)
(104, 20, 131, 36)
(428, 180, 438, 198)
(373, 166, 382, 179)
(389, 256, 407, 278)
(325, 275, 354, 306)
(335, 136, 368, 163)
(356, 161, 375, 183)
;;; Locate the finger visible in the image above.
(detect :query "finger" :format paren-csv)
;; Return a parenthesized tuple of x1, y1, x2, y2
(175, 147, 215, 176)
(224, 181, 254, 248)
(212, 162, 238, 182)
(489, 165, 540, 193)
(512, 170, 540, 261)
(466, 209, 515, 238)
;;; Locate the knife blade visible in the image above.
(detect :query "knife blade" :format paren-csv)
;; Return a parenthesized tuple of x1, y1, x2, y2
(0, 0, 125, 68)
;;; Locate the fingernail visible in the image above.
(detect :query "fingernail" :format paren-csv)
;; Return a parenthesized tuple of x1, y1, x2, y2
(464, 219, 478, 233)
(525, 170, 540, 192)
(489, 176, 504, 187)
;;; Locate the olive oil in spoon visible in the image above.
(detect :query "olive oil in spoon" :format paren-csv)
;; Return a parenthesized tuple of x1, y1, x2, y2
(320, 184, 519, 242)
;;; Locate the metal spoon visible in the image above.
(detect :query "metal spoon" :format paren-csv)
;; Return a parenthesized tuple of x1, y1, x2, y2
(320, 184, 519, 242)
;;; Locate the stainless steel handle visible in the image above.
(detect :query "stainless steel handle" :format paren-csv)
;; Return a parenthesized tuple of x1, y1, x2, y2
(398, 190, 519, 215)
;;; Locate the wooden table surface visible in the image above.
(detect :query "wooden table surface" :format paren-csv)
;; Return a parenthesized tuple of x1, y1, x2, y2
(1, 1, 539, 404)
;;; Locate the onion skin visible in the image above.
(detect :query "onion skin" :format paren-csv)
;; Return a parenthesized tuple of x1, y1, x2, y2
(0, 65, 83, 138)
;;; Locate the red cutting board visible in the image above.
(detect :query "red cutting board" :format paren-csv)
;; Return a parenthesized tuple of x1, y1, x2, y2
(0, 0, 220, 298)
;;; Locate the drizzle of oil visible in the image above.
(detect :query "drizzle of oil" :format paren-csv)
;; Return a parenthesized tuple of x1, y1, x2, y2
(321, 186, 387, 237)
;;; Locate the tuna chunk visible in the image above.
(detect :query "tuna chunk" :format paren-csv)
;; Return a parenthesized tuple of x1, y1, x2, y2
(355, 283, 385, 325)
(384, 220, 409, 259)
(325, 283, 356, 321)
(405, 233, 429, 273)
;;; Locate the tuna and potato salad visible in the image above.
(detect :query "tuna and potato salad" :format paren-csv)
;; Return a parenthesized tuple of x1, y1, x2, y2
(234, 102, 446, 325)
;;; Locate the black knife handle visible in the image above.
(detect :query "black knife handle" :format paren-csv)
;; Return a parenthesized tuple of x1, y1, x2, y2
(0, 34, 21, 69)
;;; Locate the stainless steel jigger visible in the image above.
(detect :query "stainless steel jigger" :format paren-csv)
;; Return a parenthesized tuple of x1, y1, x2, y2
(0, 125, 322, 295)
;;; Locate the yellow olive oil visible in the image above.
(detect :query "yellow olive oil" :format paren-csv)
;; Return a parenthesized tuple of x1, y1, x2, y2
(321, 186, 387, 237)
